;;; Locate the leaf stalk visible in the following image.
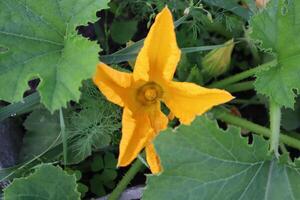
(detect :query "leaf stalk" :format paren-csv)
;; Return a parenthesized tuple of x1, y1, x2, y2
(208, 59, 277, 88)
(212, 107, 300, 150)
(269, 101, 281, 158)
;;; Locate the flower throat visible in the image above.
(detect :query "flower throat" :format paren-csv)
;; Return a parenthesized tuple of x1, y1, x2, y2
(137, 82, 163, 105)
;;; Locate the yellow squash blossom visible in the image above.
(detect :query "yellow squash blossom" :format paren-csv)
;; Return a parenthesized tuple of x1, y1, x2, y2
(93, 7, 233, 174)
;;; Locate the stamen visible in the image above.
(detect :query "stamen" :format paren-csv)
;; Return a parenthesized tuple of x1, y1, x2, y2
(145, 88, 157, 101)
(136, 82, 163, 105)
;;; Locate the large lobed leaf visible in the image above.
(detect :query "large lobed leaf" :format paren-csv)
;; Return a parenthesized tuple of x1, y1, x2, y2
(143, 117, 300, 200)
(0, 0, 109, 112)
(4, 164, 80, 200)
(251, 0, 300, 108)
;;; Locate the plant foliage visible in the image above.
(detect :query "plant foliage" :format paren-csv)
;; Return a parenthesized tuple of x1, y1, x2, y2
(144, 117, 300, 200)
(4, 164, 80, 200)
(0, 0, 109, 111)
(251, 0, 300, 108)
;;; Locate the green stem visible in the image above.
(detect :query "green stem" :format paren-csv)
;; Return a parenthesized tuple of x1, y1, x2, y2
(59, 108, 67, 166)
(212, 107, 300, 150)
(109, 159, 145, 200)
(269, 101, 281, 158)
(208, 60, 277, 88)
(230, 99, 263, 105)
(224, 81, 254, 93)
(279, 143, 288, 155)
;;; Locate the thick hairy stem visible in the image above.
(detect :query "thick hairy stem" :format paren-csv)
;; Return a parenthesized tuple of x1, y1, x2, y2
(59, 109, 67, 166)
(108, 159, 145, 200)
(224, 81, 254, 93)
(269, 101, 281, 158)
(212, 107, 300, 150)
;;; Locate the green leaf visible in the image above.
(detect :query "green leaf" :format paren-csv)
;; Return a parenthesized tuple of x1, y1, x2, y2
(143, 116, 300, 200)
(91, 155, 104, 172)
(90, 174, 106, 196)
(0, 92, 40, 121)
(104, 152, 117, 169)
(100, 169, 117, 183)
(0, 0, 109, 112)
(111, 20, 138, 44)
(251, 0, 300, 108)
(202, 0, 252, 20)
(77, 183, 89, 198)
(65, 168, 82, 181)
(4, 164, 80, 200)
(66, 81, 121, 164)
(21, 109, 60, 162)
(282, 98, 300, 131)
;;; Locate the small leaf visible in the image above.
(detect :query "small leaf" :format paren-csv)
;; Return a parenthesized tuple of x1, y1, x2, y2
(4, 164, 80, 200)
(111, 20, 138, 44)
(105, 181, 116, 190)
(77, 183, 89, 198)
(91, 156, 104, 172)
(66, 169, 82, 181)
(104, 152, 117, 169)
(143, 116, 300, 200)
(100, 169, 118, 182)
(202, 0, 252, 20)
(90, 174, 106, 196)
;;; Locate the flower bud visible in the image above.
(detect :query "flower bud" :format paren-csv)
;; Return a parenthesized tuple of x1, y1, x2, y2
(202, 39, 234, 77)
(256, 0, 269, 8)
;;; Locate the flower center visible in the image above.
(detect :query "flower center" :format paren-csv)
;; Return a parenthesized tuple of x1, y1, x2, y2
(137, 82, 163, 105)
(144, 88, 157, 101)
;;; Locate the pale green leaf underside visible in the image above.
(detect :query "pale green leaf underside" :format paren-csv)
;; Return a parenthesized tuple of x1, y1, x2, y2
(143, 117, 300, 200)
(4, 164, 80, 200)
(251, 0, 300, 108)
(0, 0, 109, 111)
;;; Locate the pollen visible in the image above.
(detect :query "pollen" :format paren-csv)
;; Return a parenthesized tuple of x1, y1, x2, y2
(145, 88, 157, 101)
(137, 82, 163, 105)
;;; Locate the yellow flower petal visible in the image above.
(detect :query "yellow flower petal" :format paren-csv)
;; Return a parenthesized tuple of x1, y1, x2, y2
(92, 7, 234, 174)
(145, 104, 167, 174)
(93, 63, 132, 107)
(118, 108, 154, 166)
(163, 81, 234, 124)
(148, 103, 169, 133)
(133, 7, 181, 82)
(117, 103, 167, 172)
(145, 143, 161, 174)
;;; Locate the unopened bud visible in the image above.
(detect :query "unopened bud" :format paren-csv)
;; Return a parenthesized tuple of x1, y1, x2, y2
(256, 0, 269, 8)
(184, 7, 190, 16)
(202, 39, 234, 77)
